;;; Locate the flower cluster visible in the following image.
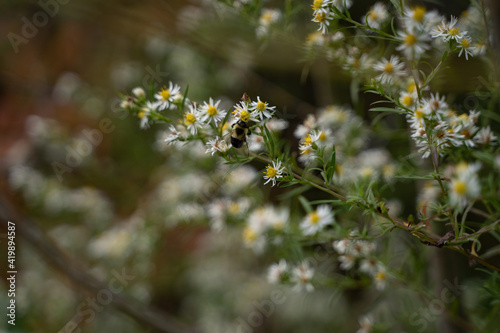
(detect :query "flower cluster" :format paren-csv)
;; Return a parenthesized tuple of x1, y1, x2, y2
(333, 238, 387, 290)
(267, 259, 315, 292)
(402, 92, 495, 158)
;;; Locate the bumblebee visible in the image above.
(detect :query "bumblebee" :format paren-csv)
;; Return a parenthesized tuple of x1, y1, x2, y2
(230, 120, 251, 148)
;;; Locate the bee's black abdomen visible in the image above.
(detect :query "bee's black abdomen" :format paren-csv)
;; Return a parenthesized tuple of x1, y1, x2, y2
(231, 137, 243, 148)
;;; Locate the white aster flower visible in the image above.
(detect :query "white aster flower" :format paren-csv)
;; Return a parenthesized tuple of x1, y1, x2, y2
(183, 103, 203, 134)
(396, 29, 430, 60)
(164, 125, 182, 145)
(363, 2, 389, 29)
(199, 98, 227, 125)
(448, 162, 481, 209)
(267, 259, 288, 284)
(474, 126, 497, 145)
(205, 136, 229, 155)
(373, 55, 406, 84)
(154, 81, 181, 110)
(291, 261, 315, 292)
(300, 204, 334, 235)
(357, 314, 375, 333)
(263, 160, 285, 186)
(132, 87, 145, 98)
(457, 36, 475, 60)
(250, 96, 276, 121)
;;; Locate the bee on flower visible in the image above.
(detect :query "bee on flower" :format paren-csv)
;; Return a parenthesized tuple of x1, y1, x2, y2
(232, 101, 259, 123)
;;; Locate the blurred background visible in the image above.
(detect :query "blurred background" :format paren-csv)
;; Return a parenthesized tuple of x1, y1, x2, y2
(0, 0, 499, 332)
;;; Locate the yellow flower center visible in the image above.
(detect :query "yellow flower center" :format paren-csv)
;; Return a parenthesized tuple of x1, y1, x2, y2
(449, 27, 459, 36)
(412, 7, 426, 22)
(402, 95, 414, 107)
(319, 131, 327, 141)
(314, 12, 326, 23)
(312, 0, 323, 10)
(207, 105, 218, 116)
(160, 88, 171, 101)
(300, 146, 311, 155)
(375, 271, 387, 281)
(185, 113, 196, 125)
(384, 62, 394, 73)
(239, 109, 250, 122)
(138, 111, 145, 119)
(361, 167, 374, 178)
(453, 180, 467, 196)
(243, 227, 257, 244)
(256, 101, 267, 112)
(405, 34, 417, 46)
(265, 166, 278, 178)
(415, 108, 424, 119)
(304, 134, 313, 145)
(461, 39, 471, 48)
(309, 212, 320, 225)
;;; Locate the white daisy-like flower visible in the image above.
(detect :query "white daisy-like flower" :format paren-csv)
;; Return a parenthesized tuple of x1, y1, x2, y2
(267, 259, 288, 284)
(300, 204, 334, 235)
(138, 101, 159, 129)
(399, 91, 417, 109)
(474, 126, 497, 145)
(363, 2, 389, 29)
(373, 55, 406, 84)
(232, 101, 259, 123)
(291, 261, 315, 292)
(250, 96, 276, 121)
(338, 254, 355, 270)
(312, 9, 335, 35)
(422, 92, 448, 117)
(396, 29, 430, 60)
(199, 98, 227, 125)
(448, 162, 481, 209)
(431, 16, 465, 42)
(132, 87, 145, 98)
(263, 160, 285, 186)
(294, 114, 317, 139)
(205, 136, 229, 155)
(311, 0, 332, 15)
(359, 258, 380, 276)
(164, 125, 182, 145)
(154, 81, 181, 110)
(183, 103, 203, 134)
(374, 266, 387, 290)
(333, 239, 351, 254)
(356, 314, 375, 333)
(457, 36, 475, 60)
(259, 8, 281, 27)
